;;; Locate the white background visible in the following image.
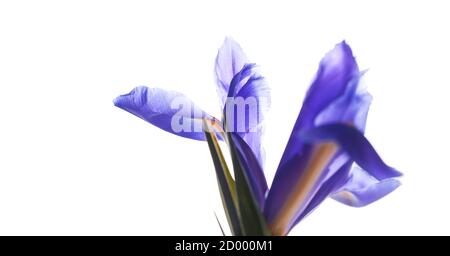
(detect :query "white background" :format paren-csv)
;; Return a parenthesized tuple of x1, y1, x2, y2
(0, 1, 449, 235)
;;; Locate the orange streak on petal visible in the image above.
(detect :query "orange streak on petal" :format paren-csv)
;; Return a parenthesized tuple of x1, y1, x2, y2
(270, 143, 338, 235)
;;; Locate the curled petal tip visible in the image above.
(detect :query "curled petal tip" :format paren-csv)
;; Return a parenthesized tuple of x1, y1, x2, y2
(113, 86, 146, 109)
(113, 94, 126, 107)
(332, 168, 402, 208)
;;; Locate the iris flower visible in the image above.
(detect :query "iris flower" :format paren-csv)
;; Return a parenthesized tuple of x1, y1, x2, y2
(114, 38, 402, 236)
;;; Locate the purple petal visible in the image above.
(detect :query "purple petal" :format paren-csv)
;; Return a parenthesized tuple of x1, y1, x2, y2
(286, 79, 372, 227)
(331, 166, 401, 207)
(223, 62, 270, 168)
(272, 123, 400, 234)
(298, 123, 402, 180)
(236, 73, 271, 124)
(215, 37, 249, 105)
(264, 42, 360, 225)
(286, 75, 373, 229)
(288, 161, 353, 231)
(225, 63, 257, 99)
(299, 41, 359, 130)
(224, 65, 271, 133)
(215, 38, 270, 168)
(231, 133, 268, 210)
(280, 41, 360, 163)
(290, 157, 401, 230)
(114, 86, 214, 140)
(241, 125, 265, 167)
(315, 72, 372, 132)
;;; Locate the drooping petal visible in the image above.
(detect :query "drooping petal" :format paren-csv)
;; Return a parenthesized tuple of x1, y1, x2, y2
(298, 123, 402, 180)
(231, 133, 268, 210)
(264, 41, 360, 226)
(215, 37, 249, 105)
(331, 166, 401, 207)
(114, 86, 214, 140)
(269, 124, 400, 235)
(288, 157, 399, 232)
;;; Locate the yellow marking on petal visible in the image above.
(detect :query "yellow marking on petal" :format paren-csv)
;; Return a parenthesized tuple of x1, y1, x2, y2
(270, 143, 338, 236)
(335, 191, 358, 205)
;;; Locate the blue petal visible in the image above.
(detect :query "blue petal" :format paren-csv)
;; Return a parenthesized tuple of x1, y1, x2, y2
(215, 37, 249, 105)
(236, 73, 271, 124)
(231, 133, 268, 210)
(264, 42, 360, 224)
(241, 125, 266, 168)
(286, 74, 373, 229)
(224, 65, 271, 134)
(298, 41, 360, 131)
(286, 78, 372, 226)
(315, 72, 372, 132)
(223, 63, 270, 168)
(331, 166, 401, 207)
(290, 157, 401, 230)
(298, 123, 402, 180)
(286, 74, 372, 228)
(281, 123, 400, 233)
(279, 41, 360, 164)
(114, 86, 214, 140)
(289, 161, 353, 230)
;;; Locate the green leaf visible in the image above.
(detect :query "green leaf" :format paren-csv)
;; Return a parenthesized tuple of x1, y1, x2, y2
(203, 120, 242, 235)
(226, 132, 271, 236)
(214, 212, 226, 236)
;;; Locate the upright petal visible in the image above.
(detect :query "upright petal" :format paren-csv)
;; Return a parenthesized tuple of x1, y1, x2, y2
(264, 41, 359, 226)
(241, 125, 266, 167)
(236, 72, 271, 125)
(114, 86, 214, 140)
(224, 64, 271, 133)
(279, 41, 360, 164)
(285, 74, 372, 227)
(290, 73, 373, 219)
(331, 166, 401, 207)
(223, 61, 271, 167)
(215, 37, 249, 105)
(315, 72, 372, 132)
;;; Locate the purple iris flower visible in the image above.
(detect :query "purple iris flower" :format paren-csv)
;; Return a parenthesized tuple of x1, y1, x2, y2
(263, 41, 402, 235)
(114, 37, 271, 208)
(114, 38, 402, 236)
